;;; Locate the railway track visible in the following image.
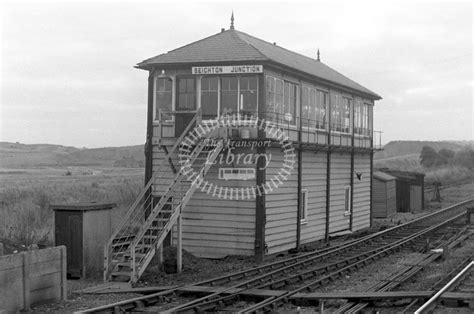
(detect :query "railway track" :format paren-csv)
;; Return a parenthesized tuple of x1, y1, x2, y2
(82, 198, 474, 313)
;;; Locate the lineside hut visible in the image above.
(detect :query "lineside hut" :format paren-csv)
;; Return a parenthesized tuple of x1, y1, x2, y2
(372, 171, 397, 218)
(104, 17, 383, 283)
(377, 169, 425, 214)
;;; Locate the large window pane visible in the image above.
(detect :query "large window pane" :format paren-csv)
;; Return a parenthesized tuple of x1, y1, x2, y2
(201, 77, 218, 119)
(283, 82, 297, 125)
(301, 87, 309, 127)
(177, 78, 196, 110)
(240, 76, 258, 117)
(266, 76, 276, 122)
(316, 91, 327, 130)
(275, 79, 284, 123)
(221, 77, 238, 115)
(343, 98, 351, 133)
(331, 95, 341, 132)
(156, 77, 172, 120)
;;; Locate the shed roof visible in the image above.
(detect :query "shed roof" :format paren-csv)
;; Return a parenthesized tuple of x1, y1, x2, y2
(374, 171, 397, 182)
(137, 29, 381, 100)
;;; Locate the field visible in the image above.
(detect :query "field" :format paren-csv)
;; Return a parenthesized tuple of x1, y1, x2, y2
(0, 166, 143, 252)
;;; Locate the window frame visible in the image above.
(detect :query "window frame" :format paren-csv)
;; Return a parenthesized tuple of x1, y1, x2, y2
(265, 75, 299, 127)
(300, 189, 308, 223)
(176, 76, 197, 111)
(200, 76, 220, 119)
(354, 101, 372, 138)
(301, 85, 328, 131)
(199, 75, 259, 120)
(331, 95, 352, 134)
(344, 186, 352, 216)
(154, 76, 175, 123)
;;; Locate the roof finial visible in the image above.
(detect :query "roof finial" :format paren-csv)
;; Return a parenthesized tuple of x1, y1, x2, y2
(230, 11, 235, 30)
(317, 48, 320, 61)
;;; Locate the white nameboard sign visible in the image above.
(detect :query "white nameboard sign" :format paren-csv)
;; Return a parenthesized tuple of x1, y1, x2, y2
(192, 65, 263, 75)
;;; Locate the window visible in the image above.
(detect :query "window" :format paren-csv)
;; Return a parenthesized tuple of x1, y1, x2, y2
(300, 189, 308, 223)
(316, 90, 327, 129)
(354, 101, 372, 136)
(177, 78, 196, 110)
(201, 77, 219, 119)
(344, 186, 352, 215)
(301, 86, 327, 130)
(221, 77, 239, 114)
(239, 76, 258, 116)
(331, 95, 352, 133)
(200, 75, 259, 118)
(155, 77, 173, 121)
(266, 76, 298, 126)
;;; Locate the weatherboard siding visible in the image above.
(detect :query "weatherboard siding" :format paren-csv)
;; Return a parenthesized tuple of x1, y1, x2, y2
(352, 154, 371, 230)
(300, 152, 327, 244)
(265, 148, 298, 255)
(329, 153, 351, 233)
(152, 145, 256, 258)
(179, 163, 256, 258)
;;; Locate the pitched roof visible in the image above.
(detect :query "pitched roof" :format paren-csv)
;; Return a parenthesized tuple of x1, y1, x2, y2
(137, 29, 381, 99)
(373, 171, 396, 182)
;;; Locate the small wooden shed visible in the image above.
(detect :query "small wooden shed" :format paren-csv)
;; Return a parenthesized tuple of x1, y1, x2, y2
(51, 202, 116, 279)
(372, 171, 397, 218)
(376, 169, 425, 214)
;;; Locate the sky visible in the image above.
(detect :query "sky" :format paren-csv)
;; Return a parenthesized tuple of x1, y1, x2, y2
(0, 0, 472, 148)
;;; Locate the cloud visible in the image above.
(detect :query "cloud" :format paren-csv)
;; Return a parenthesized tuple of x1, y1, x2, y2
(0, 0, 472, 147)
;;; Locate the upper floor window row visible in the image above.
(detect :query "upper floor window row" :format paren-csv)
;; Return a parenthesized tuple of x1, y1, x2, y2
(155, 76, 258, 121)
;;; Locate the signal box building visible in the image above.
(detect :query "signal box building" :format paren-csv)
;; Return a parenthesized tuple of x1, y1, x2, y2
(104, 19, 382, 283)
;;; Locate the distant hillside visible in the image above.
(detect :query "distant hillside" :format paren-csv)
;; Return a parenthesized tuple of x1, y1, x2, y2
(0, 142, 145, 168)
(375, 141, 464, 160)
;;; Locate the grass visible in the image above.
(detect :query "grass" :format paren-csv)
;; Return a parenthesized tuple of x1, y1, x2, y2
(0, 168, 143, 251)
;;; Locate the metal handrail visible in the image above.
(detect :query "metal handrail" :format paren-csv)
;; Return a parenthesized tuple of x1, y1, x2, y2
(104, 108, 202, 281)
(129, 127, 221, 281)
(415, 261, 474, 313)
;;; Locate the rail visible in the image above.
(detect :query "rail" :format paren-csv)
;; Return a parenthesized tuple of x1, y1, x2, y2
(86, 198, 474, 313)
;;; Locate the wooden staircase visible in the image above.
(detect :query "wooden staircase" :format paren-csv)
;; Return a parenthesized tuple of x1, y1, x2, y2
(104, 112, 223, 283)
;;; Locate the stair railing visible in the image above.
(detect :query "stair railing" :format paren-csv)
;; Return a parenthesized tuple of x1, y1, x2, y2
(103, 108, 202, 281)
(131, 137, 224, 281)
(128, 128, 221, 281)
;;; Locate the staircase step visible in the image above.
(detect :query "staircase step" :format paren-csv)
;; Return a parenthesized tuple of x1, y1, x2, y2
(123, 252, 147, 259)
(110, 271, 131, 282)
(112, 241, 132, 248)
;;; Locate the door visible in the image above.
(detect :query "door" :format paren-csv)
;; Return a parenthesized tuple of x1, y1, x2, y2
(175, 77, 196, 137)
(410, 185, 422, 213)
(55, 211, 83, 278)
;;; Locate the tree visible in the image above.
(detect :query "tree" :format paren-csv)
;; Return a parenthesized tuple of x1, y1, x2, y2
(439, 148, 455, 160)
(420, 146, 446, 168)
(454, 149, 474, 169)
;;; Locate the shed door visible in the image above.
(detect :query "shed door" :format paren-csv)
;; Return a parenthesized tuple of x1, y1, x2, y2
(175, 77, 196, 137)
(397, 181, 410, 212)
(410, 185, 422, 213)
(55, 212, 83, 278)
